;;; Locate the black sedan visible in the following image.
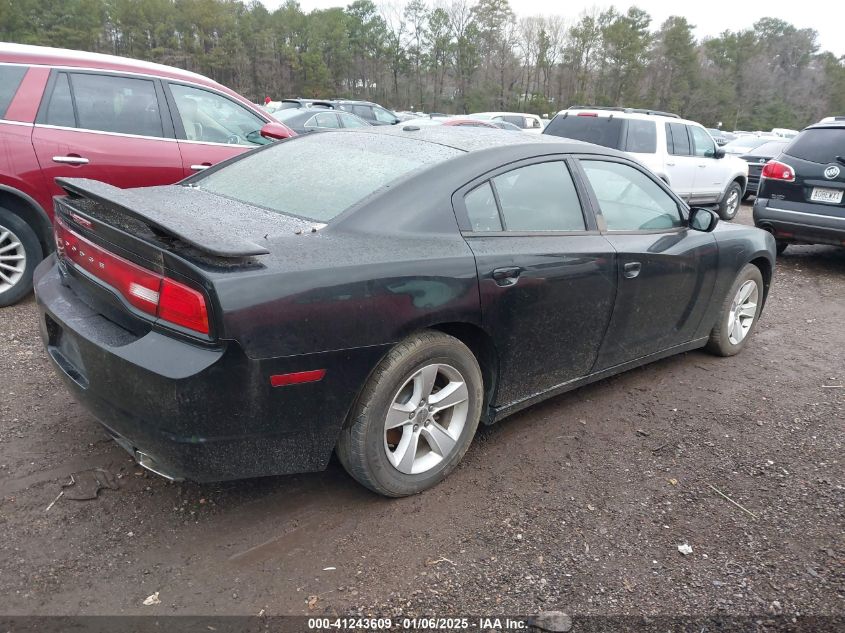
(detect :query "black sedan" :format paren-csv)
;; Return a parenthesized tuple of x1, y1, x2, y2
(34, 128, 776, 496)
(272, 106, 371, 134)
(739, 139, 789, 199)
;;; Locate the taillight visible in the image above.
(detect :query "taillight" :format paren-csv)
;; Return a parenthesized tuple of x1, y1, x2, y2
(760, 160, 795, 182)
(54, 218, 210, 335)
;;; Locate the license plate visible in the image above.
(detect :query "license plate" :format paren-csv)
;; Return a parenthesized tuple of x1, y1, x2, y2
(810, 187, 843, 204)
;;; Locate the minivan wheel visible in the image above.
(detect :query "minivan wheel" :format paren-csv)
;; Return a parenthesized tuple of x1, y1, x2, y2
(718, 182, 742, 220)
(0, 208, 42, 308)
(705, 264, 764, 357)
(336, 331, 483, 497)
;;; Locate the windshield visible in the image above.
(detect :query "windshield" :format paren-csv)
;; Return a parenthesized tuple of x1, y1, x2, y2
(196, 132, 462, 222)
(544, 115, 625, 149)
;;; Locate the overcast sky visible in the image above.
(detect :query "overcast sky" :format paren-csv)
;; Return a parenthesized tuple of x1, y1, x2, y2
(258, 0, 844, 56)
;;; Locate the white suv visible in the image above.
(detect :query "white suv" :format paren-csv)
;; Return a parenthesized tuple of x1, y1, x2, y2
(544, 107, 749, 220)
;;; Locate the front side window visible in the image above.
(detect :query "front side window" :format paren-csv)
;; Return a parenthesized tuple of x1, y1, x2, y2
(308, 112, 340, 129)
(491, 161, 585, 231)
(689, 125, 716, 157)
(71, 73, 163, 137)
(338, 112, 368, 128)
(351, 105, 375, 121)
(196, 132, 461, 222)
(0, 65, 28, 118)
(581, 160, 683, 231)
(373, 107, 397, 124)
(625, 119, 657, 153)
(500, 115, 525, 128)
(44, 73, 75, 127)
(170, 83, 266, 146)
(666, 122, 691, 156)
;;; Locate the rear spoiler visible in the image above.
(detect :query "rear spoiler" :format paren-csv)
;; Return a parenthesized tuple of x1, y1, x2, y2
(56, 178, 270, 258)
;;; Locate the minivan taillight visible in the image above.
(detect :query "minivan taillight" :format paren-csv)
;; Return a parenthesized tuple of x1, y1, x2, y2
(760, 160, 795, 182)
(54, 218, 210, 335)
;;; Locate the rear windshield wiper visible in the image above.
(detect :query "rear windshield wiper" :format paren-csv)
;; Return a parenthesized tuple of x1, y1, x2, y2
(836, 155, 845, 166)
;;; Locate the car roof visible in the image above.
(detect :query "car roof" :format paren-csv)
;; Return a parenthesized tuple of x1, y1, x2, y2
(473, 112, 538, 118)
(805, 121, 845, 130)
(340, 124, 618, 156)
(0, 43, 222, 87)
(555, 107, 704, 127)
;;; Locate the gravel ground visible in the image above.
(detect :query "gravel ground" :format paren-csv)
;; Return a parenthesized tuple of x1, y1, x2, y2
(0, 205, 842, 624)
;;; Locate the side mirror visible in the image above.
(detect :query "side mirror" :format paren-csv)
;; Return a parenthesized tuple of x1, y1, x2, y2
(689, 207, 719, 232)
(259, 121, 293, 140)
(714, 147, 725, 159)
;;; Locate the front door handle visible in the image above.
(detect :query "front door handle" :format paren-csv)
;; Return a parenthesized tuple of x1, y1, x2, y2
(52, 155, 89, 165)
(191, 163, 212, 171)
(666, 162, 676, 167)
(623, 262, 642, 279)
(492, 266, 522, 286)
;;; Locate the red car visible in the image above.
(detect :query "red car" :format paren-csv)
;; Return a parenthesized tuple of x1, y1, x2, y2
(0, 43, 293, 306)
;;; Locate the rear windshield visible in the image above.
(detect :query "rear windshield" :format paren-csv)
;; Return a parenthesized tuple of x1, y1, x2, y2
(196, 132, 461, 222)
(785, 128, 845, 164)
(751, 141, 789, 157)
(0, 65, 28, 117)
(544, 115, 624, 149)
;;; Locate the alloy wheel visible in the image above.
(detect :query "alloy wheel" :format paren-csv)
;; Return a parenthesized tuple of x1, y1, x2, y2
(383, 363, 469, 475)
(726, 189, 740, 215)
(0, 225, 26, 296)
(727, 279, 758, 344)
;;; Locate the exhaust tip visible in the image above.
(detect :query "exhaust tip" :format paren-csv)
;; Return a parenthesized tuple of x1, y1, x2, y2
(136, 451, 183, 482)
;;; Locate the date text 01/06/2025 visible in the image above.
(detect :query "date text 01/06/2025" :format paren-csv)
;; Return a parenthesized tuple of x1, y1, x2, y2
(306, 617, 531, 630)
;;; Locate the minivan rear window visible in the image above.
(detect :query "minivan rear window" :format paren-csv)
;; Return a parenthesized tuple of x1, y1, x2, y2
(544, 115, 625, 149)
(0, 65, 28, 118)
(785, 128, 845, 164)
(196, 132, 461, 222)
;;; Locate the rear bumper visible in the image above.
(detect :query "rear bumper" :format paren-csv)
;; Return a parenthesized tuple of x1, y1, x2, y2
(753, 198, 845, 247)
(34, 256, 389, 482)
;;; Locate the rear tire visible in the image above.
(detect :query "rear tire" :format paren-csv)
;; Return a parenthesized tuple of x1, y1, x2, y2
(336, 331, 483, 497)
(0, 207, 42, 308)
(705, 264, 764, 357)
(717, 182, 742, 221)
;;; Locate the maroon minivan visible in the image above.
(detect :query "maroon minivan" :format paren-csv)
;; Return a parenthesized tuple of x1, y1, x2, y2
(0, 43, 293, 306)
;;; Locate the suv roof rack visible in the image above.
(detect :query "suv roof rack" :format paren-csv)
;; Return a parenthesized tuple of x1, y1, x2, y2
(568, 105, 681, 119)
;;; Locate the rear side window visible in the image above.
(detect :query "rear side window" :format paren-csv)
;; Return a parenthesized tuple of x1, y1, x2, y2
(44, 73, 76, 127)
(544, 115, 625, 150)
(197, 132, 461, 222)
(666, 123, 691, 156)
(71, 73, 164, 137)
(465, 182, 502, 231)
(0, 65, 27, 118)
(625, 120, 657, 153)
(310, 112, 339, 129)
(785, 128, 845, 164)
(491, 162, 585, 231)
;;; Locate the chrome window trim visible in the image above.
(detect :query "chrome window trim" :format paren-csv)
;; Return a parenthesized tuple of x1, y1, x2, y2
(34, 123, 178, 142)
(0, 119, 34, 127)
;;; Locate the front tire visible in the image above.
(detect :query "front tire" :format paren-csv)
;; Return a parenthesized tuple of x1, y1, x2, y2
(0, 208, 42, 308)
(336, 331, 483, 497)
(717, 182, 742, 221)
(705, 264, 764, 357)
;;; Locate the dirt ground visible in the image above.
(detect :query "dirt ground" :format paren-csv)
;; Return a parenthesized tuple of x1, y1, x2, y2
(0, 204, 843, 621)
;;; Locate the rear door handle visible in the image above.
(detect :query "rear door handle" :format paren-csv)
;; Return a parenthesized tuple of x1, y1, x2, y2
(623, 262, 642, 279)
(52, 155, 89, 165)
(492, 266, 522, 286)
(191, 163, 212, 171)
(666, 162, 675, 167)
